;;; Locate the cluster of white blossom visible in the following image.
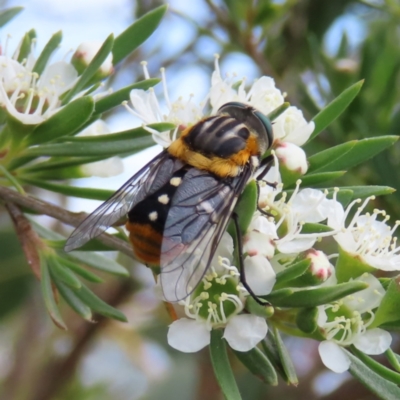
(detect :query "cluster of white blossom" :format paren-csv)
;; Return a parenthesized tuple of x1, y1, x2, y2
(0, 38, 120, 176)
(125, 55, 398, 374)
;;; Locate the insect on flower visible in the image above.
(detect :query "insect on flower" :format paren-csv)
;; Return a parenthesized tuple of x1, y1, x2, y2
(64, 102, 274, 303)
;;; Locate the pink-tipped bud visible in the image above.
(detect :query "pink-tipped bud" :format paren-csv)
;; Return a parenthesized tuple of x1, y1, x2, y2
(72, 41, 113, 78)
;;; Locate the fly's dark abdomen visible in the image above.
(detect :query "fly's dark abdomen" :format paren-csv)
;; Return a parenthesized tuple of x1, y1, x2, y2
(183, 116, 250, 158)
(126, 167, 188, 265)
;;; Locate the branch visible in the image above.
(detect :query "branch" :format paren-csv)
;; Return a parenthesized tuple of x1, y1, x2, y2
(0, 186, 133, 257)
(5, 202, 42, 279)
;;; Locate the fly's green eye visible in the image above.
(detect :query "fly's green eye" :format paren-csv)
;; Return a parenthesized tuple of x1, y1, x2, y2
(217, 102, 274, 153)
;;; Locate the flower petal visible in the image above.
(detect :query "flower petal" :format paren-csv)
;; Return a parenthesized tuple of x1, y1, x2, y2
(167, 318, 210, 353)
(318, 341, 351, 373)
(243, 231, 275, 258)
(223, 314, 268, 352)
(343, 273, 385, 313)
(244, 255, 276, 295)
(276, 237, 316, 254)
(353, 329, 392, 355)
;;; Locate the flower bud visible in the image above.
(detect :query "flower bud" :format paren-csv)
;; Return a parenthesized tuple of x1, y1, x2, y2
(275, 142, 308, 184)
(72, 41, 113, 79)
(285, 249, 333, 287)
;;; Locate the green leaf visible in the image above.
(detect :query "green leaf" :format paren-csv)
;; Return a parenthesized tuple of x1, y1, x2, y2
(274, 259, 311, 289)
(335, 246, 374, 283)
(310, 80, 364, 140)
(17, 31, 32, 63)
(0, 7, 23, 27)
(245, 297, 274, 318)
(386, 349, 400, 372)
(325, 188, 354, 207)
(351, 346, 400, 385)
(29, 219, 64, 241)
(309, 136, 398, 173)
(0, 165, 25, 194)
(209, 329, 242, 400)
(72, 283, 127, 322)
(264, 281, 368, 308)
(261, 334, 288, 382)
(56, 257, 104, 283)
(334, 185, 395, 200)
(32, 31, 63, 76)
(335, 136, 398, 171)
(300, 171, 346, 186)
(62, 34, 114, 104)
(23, 134, 154, 157)
(67, 251, 129, 277)
(267, 102, 290, 121)
(94, 78, 160, 114)
(308, 141, 356, 172)
(27, 96, 95, 145)
(55, 280, 92, 320)
(47, 238, 120, 253)
(59, 125, 151, 143)
(235, 181, 257, 234)
(112, 5, 167, 65)
(296, 307, 318, 334)
(21, 178, 114, 201)
(271, 326, 298, 385)
(300, 223, 334, 234)
(49, 255, 82, 289)
(345, 349, 400, 400)
(263, 288, 294, 303)
(21, 156, 109, 172)
(372, 277, 400, 328)
(40, 254, 67, 330)
(233, 347, 278, 386)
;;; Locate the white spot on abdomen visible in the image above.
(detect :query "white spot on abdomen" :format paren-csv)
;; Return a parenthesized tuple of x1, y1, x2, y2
(149, 211, 158, 221)
(158, 194, 170, 204)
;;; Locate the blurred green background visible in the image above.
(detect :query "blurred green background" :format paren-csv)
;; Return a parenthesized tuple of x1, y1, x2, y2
(1, 0, 399, 399)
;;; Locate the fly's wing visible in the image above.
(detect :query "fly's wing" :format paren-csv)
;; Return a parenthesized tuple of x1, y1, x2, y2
(64, 151, 184, 252)
(160, 165, 253, 302)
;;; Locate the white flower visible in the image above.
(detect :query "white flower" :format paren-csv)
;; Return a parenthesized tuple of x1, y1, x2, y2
(0, 54, 78, 124)
(317, 273, 390, 373)
(290, 188, 335, 223)
(125, 63, 204, 147)
(319, 329, 392, 373)
(273, 106, 315, 146)
(167, 233, 269, 353)
(244, 214, 277, 259)
(328, 193, 400, 271)
(79, 120, 123, 177)
(258, 161, 283, 209)
(209, 55, 284, 115)
(125, 55, 313, 150)
(265, 183, 337, 254)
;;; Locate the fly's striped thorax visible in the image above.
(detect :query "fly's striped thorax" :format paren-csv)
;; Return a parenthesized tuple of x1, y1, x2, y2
(183, 115, 250, 159)
(126, 167, 188, 266)
(167, 115, 262, 179)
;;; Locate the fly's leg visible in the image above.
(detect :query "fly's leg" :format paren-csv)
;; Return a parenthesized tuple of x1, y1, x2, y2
(231, 212, 271, 306)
